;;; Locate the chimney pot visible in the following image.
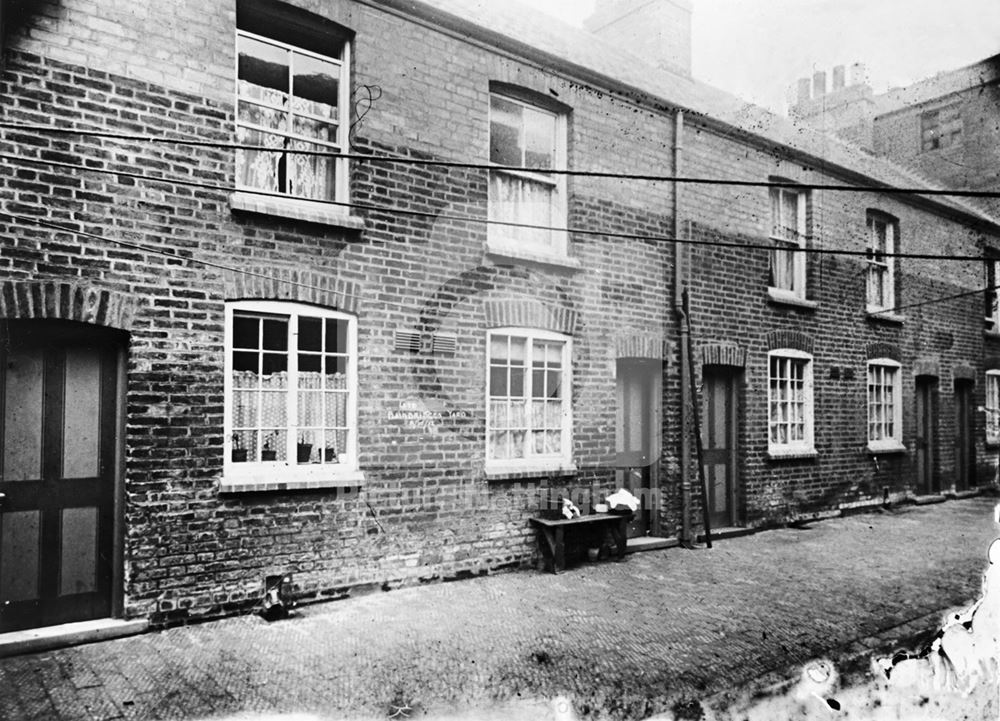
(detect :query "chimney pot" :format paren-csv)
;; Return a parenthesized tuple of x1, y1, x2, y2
(796, 77, 811, 104)
(832, 65, 845, 90)
(813, 70, 827, 97)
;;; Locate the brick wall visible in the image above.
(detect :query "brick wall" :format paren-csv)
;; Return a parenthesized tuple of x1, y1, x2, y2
(1, 0, 997, 626)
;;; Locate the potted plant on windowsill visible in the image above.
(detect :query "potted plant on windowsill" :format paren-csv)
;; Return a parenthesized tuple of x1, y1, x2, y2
(231, 433, 248, 463)
(323, 444, 338, 463)
(297, 435, 314, 464)
(261, 432, 278, 462)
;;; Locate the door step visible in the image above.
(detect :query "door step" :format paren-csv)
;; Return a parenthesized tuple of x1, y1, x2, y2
(625, 536, 677, 553)
(0, 618, 148, 658)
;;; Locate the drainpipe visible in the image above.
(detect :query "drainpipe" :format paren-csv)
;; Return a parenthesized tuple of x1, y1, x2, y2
(673, 110, 691, 546)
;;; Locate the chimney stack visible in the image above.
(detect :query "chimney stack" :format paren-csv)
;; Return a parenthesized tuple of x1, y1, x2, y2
(584, 0, 692, 76)
(796, 77, 812, 104)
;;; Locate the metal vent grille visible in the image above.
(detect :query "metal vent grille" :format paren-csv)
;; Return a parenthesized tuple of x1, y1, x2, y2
(393, 330, 422, 352)
(432, 332, 457, 354)
(393, 330, 458, 354)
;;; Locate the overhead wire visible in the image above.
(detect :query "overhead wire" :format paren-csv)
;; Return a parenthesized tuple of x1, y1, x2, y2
(0, 151, 995, 263)
(2, 121, 1000, 199)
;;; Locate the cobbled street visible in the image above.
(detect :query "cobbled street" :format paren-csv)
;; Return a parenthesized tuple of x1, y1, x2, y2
(1, 496, 997, 721)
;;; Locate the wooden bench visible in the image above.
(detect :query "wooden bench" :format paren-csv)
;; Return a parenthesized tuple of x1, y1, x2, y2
(529, 512, 630, 574)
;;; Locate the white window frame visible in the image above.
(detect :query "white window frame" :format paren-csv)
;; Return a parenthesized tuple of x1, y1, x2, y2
(487, 92, 569, 261)
(768, 186, 808, 301)
(234, 28, 351, 208)
(866, 214, 897, 313)
(766, 349, 815, 457)
(986, 371, 1000, 444)
(986, 259, 1000, 331)
(485, 328, 573, 473)
(867, 359, 904, 451)
(222, 300, 362, 489)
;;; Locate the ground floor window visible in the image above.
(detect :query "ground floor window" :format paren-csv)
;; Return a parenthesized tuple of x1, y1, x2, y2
(987, 371, 1000, 443)
(224, 300, 357, 481)
(486, 328, 571, 469)
(767, 349, 813, 456)
(867, 360, 903, 450)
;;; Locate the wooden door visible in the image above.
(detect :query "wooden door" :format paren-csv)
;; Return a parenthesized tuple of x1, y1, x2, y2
(954, 380, 974, 491)
(915, 377, 938, 494)
(702, 368, 740, 528)
(615, 359, 660, 538)
(0, 321, 121, 632)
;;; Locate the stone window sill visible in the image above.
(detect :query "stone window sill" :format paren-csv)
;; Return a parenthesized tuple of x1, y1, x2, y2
(767, 287, 818, 310)
(231, 191, 366, 230)
(766, 447, 818, 460)
(485, 244, 582, 272)
(219, 469, 365, 493)
(867, 442, 907, 454)
(866, 308, 905, 325)
(484, 462, 578, 482)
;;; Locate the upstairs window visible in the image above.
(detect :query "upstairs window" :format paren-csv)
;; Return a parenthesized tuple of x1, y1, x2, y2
(486, 329, 571, 469)
(488, 92, 568, 258)
(769, 186, 808, 299)
(986, 258, 1000, 331)
(235, 4, 350, 203)
(921, 104, 962, 151)
(224, 301, 358, 486)
(867, 360, 903, 450)
(767, 350, 814, 456)
(866, 212, 897, 312)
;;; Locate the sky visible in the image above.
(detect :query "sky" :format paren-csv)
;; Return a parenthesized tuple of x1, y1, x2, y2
(531, 0, 1000, 115)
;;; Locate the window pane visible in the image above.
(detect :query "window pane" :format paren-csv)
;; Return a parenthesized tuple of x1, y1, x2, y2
(286, 139, 337, 200)
(490, 96, 523, 166)
(232, 351, 258, 374)
(510, 367, 525, 397)
(509, 337, 526, 363)
(237, 35, 289, 97)
(233, 314, 260, 349)
(299, 353, 322, 374)
(532, 369, 545, 398)
(326, 319, 348, 353)
(490, 335, 508, 361)
(292, 52, 339, 120)
(547, 370, 561, 398)
(262, 352, 287, 376)
(489, 367, 507, 397)
(235, 127, 284, 193)
(782, 191, 799, 239)
(262, 318, 288, 350)
(260, 391, 287, 427)
(325, 391, 348, 428)
(298, 391, 323, 426)
(299, 317, 322, 351)
(523, 107, 555, 170)
(232, 390, 258, 427)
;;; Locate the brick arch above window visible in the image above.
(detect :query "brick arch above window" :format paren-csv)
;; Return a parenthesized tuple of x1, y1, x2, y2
(701, 343, 746, 368)
(866, 342, 901, 362)
(914, 357, 940, 377)
(0, 280, 140, 330)
(616, 333, 667, 360)
(483, 298, 577, 335)
(765, 330, 813, 354)
(953, 363, 977, 383)
(223, 268, 362, 314)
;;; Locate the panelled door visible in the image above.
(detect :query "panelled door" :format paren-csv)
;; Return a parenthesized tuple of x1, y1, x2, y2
(702, 367, 740, 529)
(615, 359, 661, 538)
(0, 320, 121, 632)
(954, 379, 975, 491)
(915, 377, 938, 495)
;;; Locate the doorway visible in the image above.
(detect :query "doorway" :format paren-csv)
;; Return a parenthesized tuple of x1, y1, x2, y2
(615, 359, 661, 538)
(0, 320, 124, 632)
(954, 379, 975, 491)
(915, 376, 938, 494)
(701, 367, 741, 528)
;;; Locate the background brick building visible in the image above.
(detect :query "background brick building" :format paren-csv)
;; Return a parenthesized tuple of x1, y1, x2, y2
(1, 0, 998, 632)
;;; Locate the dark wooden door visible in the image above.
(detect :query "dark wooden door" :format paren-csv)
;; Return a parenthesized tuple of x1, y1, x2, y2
(954, 380, 974, 491)
(615, 359, 660, 538)
(0, 321, 120, 632)
(702, 368, 739, 528)
(915, 377, 938, 494)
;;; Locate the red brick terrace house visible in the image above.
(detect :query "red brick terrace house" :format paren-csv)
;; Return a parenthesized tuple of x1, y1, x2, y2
(1, 0, 999, 634)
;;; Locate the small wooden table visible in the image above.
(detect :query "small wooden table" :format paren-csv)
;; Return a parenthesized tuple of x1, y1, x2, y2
(529, 513, 630, 574)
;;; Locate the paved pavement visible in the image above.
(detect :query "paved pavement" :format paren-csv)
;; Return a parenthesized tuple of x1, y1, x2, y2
(1, 496, 998, 721)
